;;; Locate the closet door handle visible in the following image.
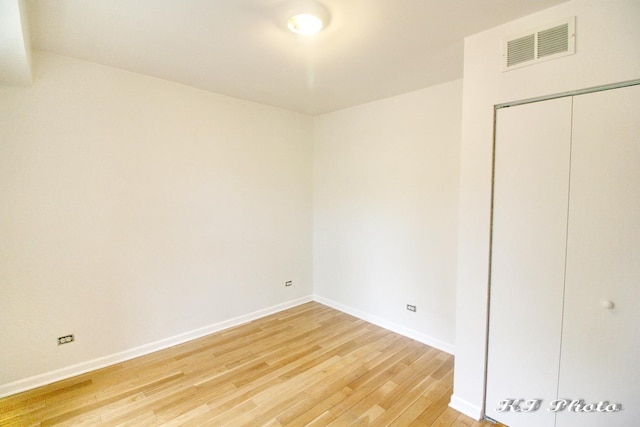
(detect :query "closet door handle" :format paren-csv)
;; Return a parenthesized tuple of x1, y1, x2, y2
(601, 300, 615, 310)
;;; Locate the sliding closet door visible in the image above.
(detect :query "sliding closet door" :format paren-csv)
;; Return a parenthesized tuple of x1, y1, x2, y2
(557, 84, 640, 427)
(485, 97, 573, 427)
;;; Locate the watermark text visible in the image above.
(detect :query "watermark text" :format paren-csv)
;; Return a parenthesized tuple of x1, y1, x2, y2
(497, 399, 622, 413)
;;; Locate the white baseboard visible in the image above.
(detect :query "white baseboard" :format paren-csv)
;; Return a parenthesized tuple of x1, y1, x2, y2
(449, 394, 484, 420)
(0, 295, 313, 399)
(313, 295, 455, 355)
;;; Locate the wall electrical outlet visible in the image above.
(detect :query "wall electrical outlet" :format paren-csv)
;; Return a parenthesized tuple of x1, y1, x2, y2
(285, 281, 293, 287)
(407, 304, 417, 312)
(58, 334, 74, 345)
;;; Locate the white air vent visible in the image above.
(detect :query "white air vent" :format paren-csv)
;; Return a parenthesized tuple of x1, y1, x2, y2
(503, 17, 575, 71)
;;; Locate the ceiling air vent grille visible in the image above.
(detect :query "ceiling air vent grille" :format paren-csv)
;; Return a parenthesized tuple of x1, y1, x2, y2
(507, 34, 535, 67)
(538, 24, 569, 58)
(503, 17, 575, 71)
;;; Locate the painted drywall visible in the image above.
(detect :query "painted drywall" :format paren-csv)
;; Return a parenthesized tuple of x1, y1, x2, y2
(313, 80, 462, 353)
(0, 0, 32, 85)
(0, 52, 313, 390)
(451, 0, 640, 419)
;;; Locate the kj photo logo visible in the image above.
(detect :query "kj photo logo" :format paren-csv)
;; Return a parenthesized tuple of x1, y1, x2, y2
(497, 399, 622, 413)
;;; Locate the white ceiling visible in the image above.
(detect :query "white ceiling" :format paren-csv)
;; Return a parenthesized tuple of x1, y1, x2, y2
(21, 0, 569, 114)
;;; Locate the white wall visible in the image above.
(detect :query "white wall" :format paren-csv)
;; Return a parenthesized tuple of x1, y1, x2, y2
(313, 80, 462, 353)
(452, 0, 640, 419)
(0, 52, 313, 392)
(0, 0, 32, 85)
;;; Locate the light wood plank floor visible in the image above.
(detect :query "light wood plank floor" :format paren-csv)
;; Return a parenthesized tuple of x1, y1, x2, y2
(0, 302, 502, 426)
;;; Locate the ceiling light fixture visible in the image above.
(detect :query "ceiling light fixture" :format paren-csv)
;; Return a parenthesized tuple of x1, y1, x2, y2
(286, 1, 330, 35)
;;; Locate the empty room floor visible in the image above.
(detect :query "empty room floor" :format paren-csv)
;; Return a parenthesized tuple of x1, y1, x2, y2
(0, 302, 500, 426)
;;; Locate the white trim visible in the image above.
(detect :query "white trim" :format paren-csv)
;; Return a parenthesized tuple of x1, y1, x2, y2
(0, 296, 313, 399)
(313, 295, 455, 355)
(449, 394, 484, 420)
(497, 79, 640, 109)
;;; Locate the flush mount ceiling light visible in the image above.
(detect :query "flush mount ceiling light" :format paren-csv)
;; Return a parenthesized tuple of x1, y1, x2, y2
(286, 1, 330, 35)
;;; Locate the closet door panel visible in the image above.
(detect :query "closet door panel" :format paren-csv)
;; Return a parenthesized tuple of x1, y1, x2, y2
(486, 97, 573, 427)
(558, 84, 640, 427)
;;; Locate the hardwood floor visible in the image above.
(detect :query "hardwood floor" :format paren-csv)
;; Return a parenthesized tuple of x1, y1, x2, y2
(0, 302, 500, 426)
